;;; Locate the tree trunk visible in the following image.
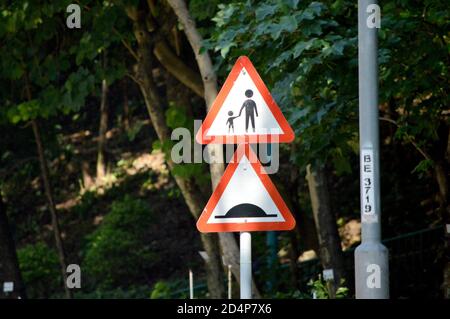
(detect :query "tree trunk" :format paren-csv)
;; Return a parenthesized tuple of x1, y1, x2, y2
(31, 120, 72, 299)
(153, 39, 204, 97)
(125, 6, 224, 298)
(96, 54, 109, 181)
(285, 162, 320, 289)
(81, 160, 94, 190)
(435, 148, 450, 298)
(166, 0, 261, 298)
(122, 79, 130, 131)
(287, 231, 299, 290)
(163, 71, 225, 298)
(0, 193, 27, 299)
(163, 70, 193, 119)
(445, 126, 450, 299)
(306, 164, 345, 298)
(431, 123, 450, 298)
(288, 157, 320, 254)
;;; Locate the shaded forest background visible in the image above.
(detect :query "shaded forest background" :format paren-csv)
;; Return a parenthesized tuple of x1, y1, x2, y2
(0, 0, 448, 299)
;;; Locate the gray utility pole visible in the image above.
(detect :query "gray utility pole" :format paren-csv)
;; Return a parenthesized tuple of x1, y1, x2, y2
(354, 0, 390, 299)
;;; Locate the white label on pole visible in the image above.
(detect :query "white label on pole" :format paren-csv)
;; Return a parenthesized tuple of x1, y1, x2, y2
(3, 282, 14, 292)
(446, 224, 450, 234)
(323, 269, 334, 281)
(361, 149, 378, 223)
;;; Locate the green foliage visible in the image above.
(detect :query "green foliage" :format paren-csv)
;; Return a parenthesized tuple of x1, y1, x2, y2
(165, 103, 192, 130)
(171, 163, 209, 186)
(17, 242, 61, 298)
(412, 159, 434, 177)
(189, 0, 222, 22)
(73, 190, 98, 219)
(308, 277, 349, 299)
(0, 1, 130, 124)
(152, 139, 175, 158)
(150, 281, 172, 299)
(377, 1, 449, 158)
(164, 102, 210, 183)
(206, 0, 359, 172)
(273, 289, 311, 299)
(127, 120, 145, 142)
(83, 195, 158, 289)
(75, 285, 151, 299)
(206, 0, 449, 176)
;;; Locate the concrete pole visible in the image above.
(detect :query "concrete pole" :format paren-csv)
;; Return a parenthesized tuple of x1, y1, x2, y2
(355, 0, 389, 299)
(240, 232, 252, 299)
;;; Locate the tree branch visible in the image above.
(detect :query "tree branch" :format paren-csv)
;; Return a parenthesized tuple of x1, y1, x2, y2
(379, 117, 431, 161)
(153, 39, 204, 97)
(113, 27, 139, 61)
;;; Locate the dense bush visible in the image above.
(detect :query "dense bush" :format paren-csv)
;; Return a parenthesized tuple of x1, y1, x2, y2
(17, 242, 61, 298)
(82, 195, 158, 289)
(75, 285, 151, 299)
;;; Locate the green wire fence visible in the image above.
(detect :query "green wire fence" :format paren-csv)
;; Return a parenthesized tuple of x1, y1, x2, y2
(168, 225, 444, 299)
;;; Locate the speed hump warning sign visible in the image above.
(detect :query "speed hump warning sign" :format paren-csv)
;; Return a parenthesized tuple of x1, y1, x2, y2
(196, 144, 295, 233)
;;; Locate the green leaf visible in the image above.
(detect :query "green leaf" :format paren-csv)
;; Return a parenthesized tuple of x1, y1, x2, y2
(10, 63, 24, 79)
(255, 4, 277, 21)
(332, 151, 352, 175)
(212, 4, 237, 27)
(279, 15, 298, 33)
(293, 38, 317, 58)
(411, 159, 434, 174)
(165, 104, 188, 129)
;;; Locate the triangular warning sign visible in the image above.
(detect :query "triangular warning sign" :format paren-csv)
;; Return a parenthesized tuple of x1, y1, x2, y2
(196, 56, 295, 144)
(197, 144, 296, 233)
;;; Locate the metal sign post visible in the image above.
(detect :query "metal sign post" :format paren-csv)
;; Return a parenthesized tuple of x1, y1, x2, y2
(189, 269, 194, 299)
(354, 0, 389, 299)
(240, 232, 252, 299)
(195, 56, 296, 300)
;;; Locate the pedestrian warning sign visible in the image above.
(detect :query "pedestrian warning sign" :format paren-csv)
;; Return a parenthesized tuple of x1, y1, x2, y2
(195, 56, 295, 144)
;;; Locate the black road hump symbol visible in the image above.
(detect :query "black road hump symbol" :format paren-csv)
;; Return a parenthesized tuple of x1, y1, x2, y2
(215, 203, 277, 219)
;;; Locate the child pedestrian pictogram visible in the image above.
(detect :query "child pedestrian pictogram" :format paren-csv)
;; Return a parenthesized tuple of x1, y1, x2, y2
(226, 111, 240, 133)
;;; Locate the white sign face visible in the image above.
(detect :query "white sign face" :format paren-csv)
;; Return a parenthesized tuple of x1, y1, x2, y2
(206, 67, 283, 137)
(323, 269, 335, 281)
(207, 154, 285, 224)
(3, 282, 14, 292)
(361, 148, 377, 222)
